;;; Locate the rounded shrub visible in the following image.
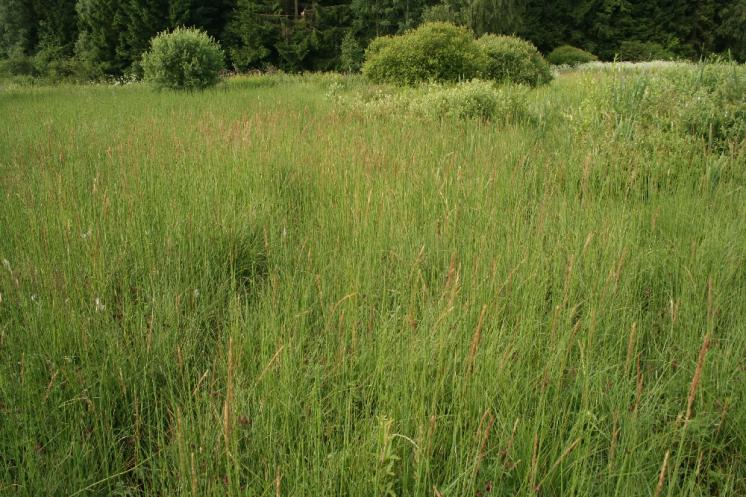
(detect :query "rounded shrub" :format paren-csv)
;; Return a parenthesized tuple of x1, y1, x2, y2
(547, 45, 598, 66)
(142, 27, 225, 90)
(617, 41, 675, 62)
(476, 34, 552, 87)
(362, 22, 486, 85)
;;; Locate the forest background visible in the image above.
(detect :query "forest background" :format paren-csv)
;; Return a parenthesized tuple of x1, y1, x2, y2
(1, 0, 745, 81)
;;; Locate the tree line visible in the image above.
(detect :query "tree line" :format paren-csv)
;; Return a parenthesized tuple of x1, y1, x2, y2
(1, 0, 744, 79)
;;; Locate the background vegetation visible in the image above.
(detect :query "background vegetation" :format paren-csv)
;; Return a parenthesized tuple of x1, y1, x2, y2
(1, 62, 745, 496)
(1, 0, 746, 81)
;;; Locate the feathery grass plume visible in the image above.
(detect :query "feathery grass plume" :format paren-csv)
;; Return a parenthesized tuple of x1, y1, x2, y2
(223, 337, 234, 454)
(466, 305, 488, 374)
(275, 467, 282, 497)
(474, 409, 495, 479)
(654, 450, 670, 497)
(624, 321, 637, 377)
(685, 334, 711, 423)
(530, 432, 540, 493)
(608, 411, 620, 472)
(538, 437, 582, 491)
(190, 452, 198, 497)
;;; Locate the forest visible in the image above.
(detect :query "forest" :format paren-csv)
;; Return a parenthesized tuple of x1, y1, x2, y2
(1, 0, 745, 80)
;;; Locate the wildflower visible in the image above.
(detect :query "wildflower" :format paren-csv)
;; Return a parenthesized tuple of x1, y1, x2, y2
(31, 294, 38, 302)
(81, 228, 92, 240)
(95, 297, 106, 312)
(2, 258, 10, 272)
(193, 288, 200, 299)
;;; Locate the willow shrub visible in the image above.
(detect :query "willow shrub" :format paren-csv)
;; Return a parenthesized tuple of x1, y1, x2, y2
(142, 27, 225, 90)
(547, 45, 598, 66)
(476, 34, 552, 87)
(362, 22, 486, 85)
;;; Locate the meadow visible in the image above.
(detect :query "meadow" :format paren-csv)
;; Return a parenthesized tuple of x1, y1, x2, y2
(0, 63, 745, 496)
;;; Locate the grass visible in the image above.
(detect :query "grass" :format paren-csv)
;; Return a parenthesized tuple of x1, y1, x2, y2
(0, 65, 744, 496)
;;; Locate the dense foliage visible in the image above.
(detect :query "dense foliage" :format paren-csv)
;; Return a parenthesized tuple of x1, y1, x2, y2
(617, 40, 676, 62)
(0, 0, 745, 79)
(477, 34, 551, 86)
(547, 44, 598, 66)
(142, 27, 225, 90)
(362, 22, 485, 85)
(333, 78, 530, 122)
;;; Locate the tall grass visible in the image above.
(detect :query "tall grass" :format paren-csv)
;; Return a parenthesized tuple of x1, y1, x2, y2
(0, 66, 744, 496)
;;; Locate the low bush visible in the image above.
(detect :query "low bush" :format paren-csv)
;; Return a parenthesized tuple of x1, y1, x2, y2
(679, 64, 746, 148)
(617, 40, 675, 62)
(547, 45, 598, 66)
(594, 60, 745, 150)
(142, 27, 225, 90)
(410, 80, 529, 121)
(476, 34, 552, 86)
(336, 79, 530, 123)
(362, 22, 486, 85)
(0, 47, 34, 76)
(681, 92, 745, 148)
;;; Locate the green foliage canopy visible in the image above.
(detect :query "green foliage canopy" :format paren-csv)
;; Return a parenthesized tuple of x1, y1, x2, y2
(476, 33, 552, 86)
(362, 22, 486, 85)
(142, 26, 225, 90)
(547, 44, 598, 66)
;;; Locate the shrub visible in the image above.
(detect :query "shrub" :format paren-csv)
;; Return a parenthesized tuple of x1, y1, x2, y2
(337, 79, 530, 123)
(476, 34, 552, 86)
(617, 41, 675, 62)
(410, 80, 529, 122)
(679, 64, 746, 148)
(0, 46, 34, 76)
(362, 22, 486, 85)
(31, 44, 80, 82)
(681, 91, 745, 148)
(340, 31, 364, 73)
(142, 27, 224, 90)
(364, 35, 395, 59)
(547, 45, 598, 66)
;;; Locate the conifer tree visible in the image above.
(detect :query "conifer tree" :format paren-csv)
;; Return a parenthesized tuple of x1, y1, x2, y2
(226, 0, 280, 70)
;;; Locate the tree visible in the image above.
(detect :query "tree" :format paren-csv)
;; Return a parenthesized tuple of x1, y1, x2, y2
(33, 0, 78, 55)
(716, 0, 746, 60)
(339, 30, 363, 71)
(351, 0, 432, 41)
(303, 2, 354, 71)
(75, 0, 128, 75)
(423, 0, 525, 36)
(225, 0, 280, 70)
(461, 0, 524, 35)
(0, 0, 35, 57)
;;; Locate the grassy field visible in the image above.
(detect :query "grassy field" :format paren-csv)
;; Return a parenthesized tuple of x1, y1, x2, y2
(1, 65, 744, 496)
